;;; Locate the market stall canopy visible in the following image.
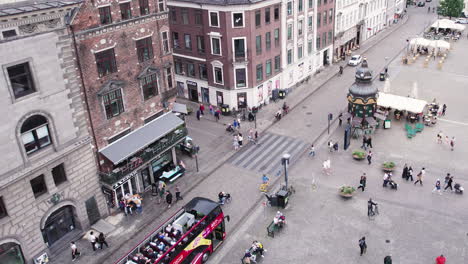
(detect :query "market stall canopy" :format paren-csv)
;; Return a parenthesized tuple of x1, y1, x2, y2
(99, 112, 185, 164)
(429, 39, 450, 49)
(377, 92, 427, 113)
(409, 37, 431, 46)
(172, 102, 188, 115)
(430, 19, 466, 31)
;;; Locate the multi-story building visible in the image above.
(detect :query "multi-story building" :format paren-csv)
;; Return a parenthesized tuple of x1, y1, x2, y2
(71, 0, 184, 207)
(361, 0, 387, 41)
(334, 0, 360, 60)
(168, 0, 282, 108)
(280, 0, 317, 89)
(315, 0, 335, 69)
(385, 0, 396, 27)
(0, 0, 107, 262)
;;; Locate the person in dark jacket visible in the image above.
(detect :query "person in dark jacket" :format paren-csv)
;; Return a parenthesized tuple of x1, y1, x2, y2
(359, 237, 367, 256)
(402, 164, 408, 179)
(384, 255, 392, 264)
(357, 174, 367, 191)
(166, 191, 173, 208)
(98, 232, 109, 249)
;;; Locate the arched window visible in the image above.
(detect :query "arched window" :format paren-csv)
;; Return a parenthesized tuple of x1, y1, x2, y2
(20, 115, 52, 154)
(0, 242, 25, 264)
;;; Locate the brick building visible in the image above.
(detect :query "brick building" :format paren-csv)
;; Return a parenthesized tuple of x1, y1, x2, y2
(0, 0, 107, 262)
(71, 0, 185, 207)
(168, 0, 283, 109)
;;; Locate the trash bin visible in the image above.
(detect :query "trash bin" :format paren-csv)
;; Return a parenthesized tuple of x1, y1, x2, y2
(271, 89, 279, 102)
(278, 89, 286, 99)
(221, 104, 230, 116)
(379, 72, 386, 81)
(384, 119, 391, 129)
(276, 190, 289, 208)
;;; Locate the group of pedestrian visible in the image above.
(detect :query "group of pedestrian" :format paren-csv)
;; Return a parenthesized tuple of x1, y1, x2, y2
(233, 129, 259, 150)
(436, 131, 455, 151)
(119, 194, 143, 215)
(196, 103, 222, 121)
(361, 136, 373, 150)
(401, 164, 414, 181)
(71, 231, 110, 261)
(327, 140, 339, 152)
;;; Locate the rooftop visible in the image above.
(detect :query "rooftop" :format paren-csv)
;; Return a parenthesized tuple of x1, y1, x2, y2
(0, 0, 81, 17)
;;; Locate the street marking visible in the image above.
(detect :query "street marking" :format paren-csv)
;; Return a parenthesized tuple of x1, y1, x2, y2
(438, 118, 468, 126)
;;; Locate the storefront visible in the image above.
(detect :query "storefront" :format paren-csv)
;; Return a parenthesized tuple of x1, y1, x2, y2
(187, 81, 198, 102)
(99, 113, 187, 207)
(201, 87, 210, 104)
(0, 242, 25, 264)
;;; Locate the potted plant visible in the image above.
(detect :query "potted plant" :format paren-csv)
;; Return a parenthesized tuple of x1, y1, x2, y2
(339, 186, 356, 198)
(382, 161, 396, 172)
(352, 150, 366, 160)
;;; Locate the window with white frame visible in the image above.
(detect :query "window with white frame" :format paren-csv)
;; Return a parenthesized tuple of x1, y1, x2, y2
(213, 66, 223, 84)
(298, 20, 303, 36)
(308, 15, 313, 31)
(209, 11, 219, 27)
(20, 115, 52, 155)
(211, 37, 221, 55)
(287, 24, 293, 40)
(162, 31, 170, 54)
(158, 0, 165, 12)
(298, 45, 303, 59)
(308, 39, 313, 54)
(235, 68, 247, 87)
(287, 49, 293, 64)
(233, 12, 244, 27)
(265, 59, 272, 77)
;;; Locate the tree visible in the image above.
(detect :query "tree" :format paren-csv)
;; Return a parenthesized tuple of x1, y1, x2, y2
(438, 0, 464, 19)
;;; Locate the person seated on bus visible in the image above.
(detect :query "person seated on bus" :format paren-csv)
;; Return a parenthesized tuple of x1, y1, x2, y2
(157, 241, 166, 251)
(146, 249, 157, 260)
(172, 229, 181, 239)
(165, 224, 173, 233)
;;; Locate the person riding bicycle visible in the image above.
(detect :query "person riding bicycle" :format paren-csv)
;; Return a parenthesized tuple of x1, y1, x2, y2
(275, 108, 283, 120)
(218, 192, 229, 204)
(367, 198, 377, 217)
(282, 102, 289, 114)
(339, 65, 344, 75)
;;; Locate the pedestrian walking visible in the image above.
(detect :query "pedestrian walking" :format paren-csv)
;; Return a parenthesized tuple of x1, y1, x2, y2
(237, 117, 242, 129)
(308, 144, 315, 157)
(323, 158, 331, 175)
(328, 141, 334, 152)
(196, 110, 201, 121)
(383, 172, 390, 187)
(254, 130, 258, 143)
(407, 166, 414, 181)
(367, 151, 372, 165)
(414, 168, 425, 186)
(333, 142, 339, 152)
(233, 135, 239, 150)
(175, 185, 183, 201)
(134, 196, 143, 214)
(88, 231, 97, 251)
(214, 108, 221, 121)
(238, 133, 244, 147)
(367, 136, 373, 148)
(361, 136, 367, 150)
(98, 232, 109, 249)
(367, 199, 377, 217)
(442, 104, 446, 116)
(166, 191, 173, 208)
(384, 255, 392, 264)
(233, 119, 239, 129)
(436, 254, 446, 264)
(432, 179, 442, 195)
(199, 104, 205, 115)
(157, 180, 166, 204)
(358, 237, 367, 256)
(445, 136, 450, 145)
(402, 164, 408, 179)
(450, 137, 455, 151)
(357, 174, 367, 191)
(338, 113, 343, 126)
(444, 174, 453, 191)
(437, 131, 443, 144)
(209, 104, 214, 115)
(71, 242, 81, 261)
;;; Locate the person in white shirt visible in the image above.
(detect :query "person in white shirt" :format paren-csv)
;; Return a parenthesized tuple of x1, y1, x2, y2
(88, 231, 97, 251)
(71, 241, 80, 261)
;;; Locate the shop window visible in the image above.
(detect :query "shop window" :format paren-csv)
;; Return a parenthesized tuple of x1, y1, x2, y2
(197, 35, 205, 54)
(108, 128, 131, 143)
(161, 32, 169, 54)
(287, 2, 292, 16)
(274, 55, 280, 72)
(181, 8, 189, 24)
(209, 11, 219, 27)
(103, 89, 125, 119)
(256, 35, 262, 55)
(184, 34, 191, 50)
(139, 0, 150, 15)
(255, 10, 261, 27)
(274, 6, 279, 20)
(120, 3, 132, 20)
(235, 68, 246, 87)
(199, 64, 208, 80)
(211, 37, 221, 55)
(0, 243, 25, 264)
(0, 197, 7, 219)
(173, 32, 180, 49)
(266, 60, 272, 77)
(266, 32, 271, 50)
(30, 174, 47, 198)
(195, 11, 203, 25)
(136, 37, 154, 62)
(214, 66, 223, 84)
(7, 62, 36, 99)
(99, 6, 112, 25)
(95, 49, 117, 77)
(52, 163, 67, 186)
(265, 8, 270, 24)
(233, 12, 244, 27)
(158, 0, 165, 12)
(256, 64, 263, 81)
(20, 115, 51, 155)
(140, 73, 159, 100)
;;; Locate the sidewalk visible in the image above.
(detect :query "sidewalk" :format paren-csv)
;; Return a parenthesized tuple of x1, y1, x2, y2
(48, 15, 410, 264)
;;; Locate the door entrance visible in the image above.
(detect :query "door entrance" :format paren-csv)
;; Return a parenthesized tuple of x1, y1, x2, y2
(187, 83, 198, 102)
(323, 49, 329, 66)
(42, 206, 76, 246)
(85, 196, 101, 225)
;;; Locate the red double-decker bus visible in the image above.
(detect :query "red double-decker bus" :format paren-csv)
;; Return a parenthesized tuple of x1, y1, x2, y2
(115, 197, 229, 264)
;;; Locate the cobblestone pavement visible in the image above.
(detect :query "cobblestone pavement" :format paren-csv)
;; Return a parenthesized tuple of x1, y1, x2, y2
(47, 6, 445, 264)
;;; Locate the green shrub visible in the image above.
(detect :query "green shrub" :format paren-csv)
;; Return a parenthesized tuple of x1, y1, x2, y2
(383, 162, 395, 169)
(352, 150, 366, 159)
(340, 186, 356, 195)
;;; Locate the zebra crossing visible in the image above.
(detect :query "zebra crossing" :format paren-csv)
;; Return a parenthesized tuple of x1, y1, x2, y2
(228, 132, 309, 175)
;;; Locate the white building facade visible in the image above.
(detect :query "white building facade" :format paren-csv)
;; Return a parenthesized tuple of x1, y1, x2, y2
(334, 0, 360, 60)
(361, 0, 387, 42)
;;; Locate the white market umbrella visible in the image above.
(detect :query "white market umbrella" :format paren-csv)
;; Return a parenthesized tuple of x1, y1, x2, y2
(383, 79, 391, 93)
(411, 81, 418, 99)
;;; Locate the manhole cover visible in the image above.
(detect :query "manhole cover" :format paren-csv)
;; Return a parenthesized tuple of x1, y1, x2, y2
(306, 112, 313, 115)
(385, 240, 391, 243)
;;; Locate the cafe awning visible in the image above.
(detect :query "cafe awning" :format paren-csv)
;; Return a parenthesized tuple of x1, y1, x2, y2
(172, 102, 188, 115)
(377, 92, 427, 113)
(99, 112, 184, 164)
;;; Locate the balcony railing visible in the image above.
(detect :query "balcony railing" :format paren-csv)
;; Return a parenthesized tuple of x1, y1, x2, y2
(99, 126, 188, 185)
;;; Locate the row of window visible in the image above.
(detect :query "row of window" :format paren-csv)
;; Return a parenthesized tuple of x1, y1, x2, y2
(174, 61, 223, 86)
(255, 28, 280, 55)
(0, 161, 68, 219)
(317, 9, 334, 28)
(286, 0, 334, 17)
(98, 0, 165, 25)
(286, 18, 313, 42)
(254, 6, 281, 27)
(95, 35, 169, 78)
(256, 56, 281, 83)
(316, 30, 334, 50)
(286, 40, 315, 65)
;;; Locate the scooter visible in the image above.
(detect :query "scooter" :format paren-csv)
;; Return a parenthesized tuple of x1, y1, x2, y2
(454, 183, 464, 194)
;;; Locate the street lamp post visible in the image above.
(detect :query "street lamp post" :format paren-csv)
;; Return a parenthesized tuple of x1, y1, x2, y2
(281, 153, 291, 190)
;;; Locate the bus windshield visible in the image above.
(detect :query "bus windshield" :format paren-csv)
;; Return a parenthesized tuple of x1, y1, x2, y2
(115, 197, 227, 264)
